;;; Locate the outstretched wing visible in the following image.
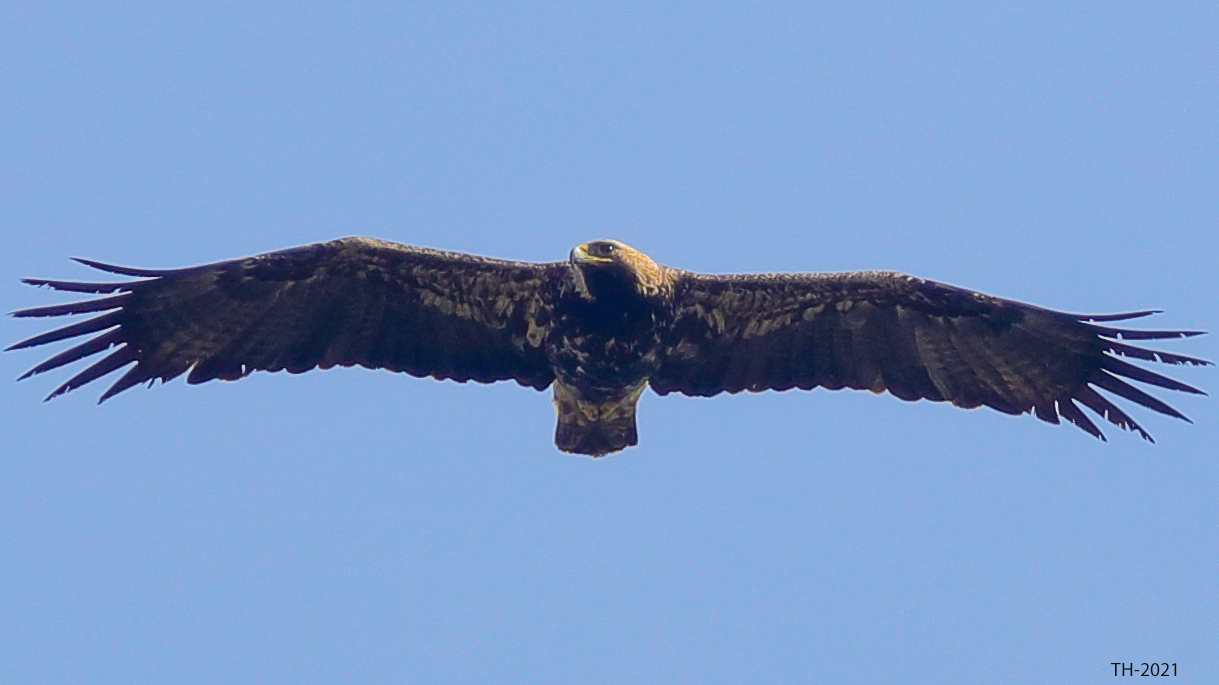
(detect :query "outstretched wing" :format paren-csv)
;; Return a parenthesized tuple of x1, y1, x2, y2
(650, 270, 1209, 441)
(9, 237, 561, 401)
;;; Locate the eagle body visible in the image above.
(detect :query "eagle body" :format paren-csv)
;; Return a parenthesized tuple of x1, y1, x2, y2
(547, 243, 676, 455)
(8, 237, 1209, 456)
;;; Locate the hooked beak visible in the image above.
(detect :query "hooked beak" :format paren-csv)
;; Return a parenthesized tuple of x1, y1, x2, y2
(571, 244, 612, 265)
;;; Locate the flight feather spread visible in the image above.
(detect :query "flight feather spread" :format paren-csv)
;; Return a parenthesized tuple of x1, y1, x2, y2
(9, 237, 1209, 456)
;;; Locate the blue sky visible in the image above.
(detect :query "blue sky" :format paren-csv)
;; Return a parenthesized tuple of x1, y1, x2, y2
(2, 3, 1216, 683)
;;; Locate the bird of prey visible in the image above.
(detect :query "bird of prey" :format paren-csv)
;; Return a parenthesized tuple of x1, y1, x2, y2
(8, 237, 1209, 456)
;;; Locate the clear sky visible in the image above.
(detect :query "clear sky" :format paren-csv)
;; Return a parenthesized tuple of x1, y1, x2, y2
(2, 3, 1216, 683)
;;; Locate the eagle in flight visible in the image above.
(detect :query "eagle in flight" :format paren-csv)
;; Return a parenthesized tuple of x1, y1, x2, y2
(8, 237, 1209, 456)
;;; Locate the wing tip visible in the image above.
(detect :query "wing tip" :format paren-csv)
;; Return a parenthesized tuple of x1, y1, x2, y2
(1075, 310, 1162, 322)
(17, 277, 139, 295)
(1074, 309, 1208, 342)
(71, 257, 168, 277)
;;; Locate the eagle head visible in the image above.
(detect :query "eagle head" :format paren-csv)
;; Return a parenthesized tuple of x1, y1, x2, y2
(569, 240, 671, 301)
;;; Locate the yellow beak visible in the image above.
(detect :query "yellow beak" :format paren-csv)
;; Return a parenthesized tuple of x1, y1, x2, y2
(572, 244, 612, 264)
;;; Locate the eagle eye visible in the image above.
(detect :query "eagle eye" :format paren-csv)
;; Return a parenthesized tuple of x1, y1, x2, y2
(597, 243, 616, 256)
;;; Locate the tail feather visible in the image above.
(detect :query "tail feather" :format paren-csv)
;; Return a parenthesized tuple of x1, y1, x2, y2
(555, 415, 638, 457)
(552, 381, 644, 457)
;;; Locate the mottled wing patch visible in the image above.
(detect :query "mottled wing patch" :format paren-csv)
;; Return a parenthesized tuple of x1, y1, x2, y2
(9, 237, 562, 401)
(653, 269, 1209, 442)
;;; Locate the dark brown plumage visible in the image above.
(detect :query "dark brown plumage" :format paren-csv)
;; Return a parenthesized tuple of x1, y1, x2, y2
(8, 237, 1210, 456)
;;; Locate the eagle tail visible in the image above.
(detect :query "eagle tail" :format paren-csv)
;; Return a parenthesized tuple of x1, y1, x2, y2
(552, 381, 643, 457)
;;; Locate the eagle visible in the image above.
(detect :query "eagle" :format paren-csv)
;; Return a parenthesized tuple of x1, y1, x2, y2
(8, 237, 1210, 456)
